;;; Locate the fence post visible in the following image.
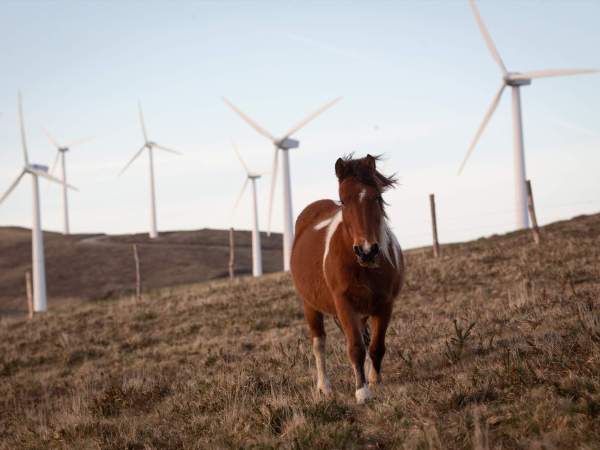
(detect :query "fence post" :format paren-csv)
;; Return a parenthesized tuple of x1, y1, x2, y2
(228, 227, 235, 281)
(132, 244, 141, 301)
(526, 180, 541, 245)
(25, 271, 33, 319)
(429, 193, 441, 258)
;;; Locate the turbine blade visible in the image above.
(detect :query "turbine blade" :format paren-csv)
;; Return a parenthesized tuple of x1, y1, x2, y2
(30, 169, 79, 191)
(469, 0, 507, 75)
(0, 170, 26, 205)
(138, 101, 148, 142)
(18, 92, 29, 164)
(42, 127, 61, 149)
(50, 151, 60, 175)
(231, 140, 250, 174)
(119, 144, 147, 176)
(509, 68, 599, 81)
(154, 144, 183, 155)
(232, 178, 250, 214)
(282, 96, 342, 139)
(458, 83, 506, 175)
(65, 136, 94, 148)
(222, 97, 276, 142)
(267, 147, 279, 235)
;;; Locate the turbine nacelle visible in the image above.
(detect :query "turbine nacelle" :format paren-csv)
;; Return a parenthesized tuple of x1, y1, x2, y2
(27, 164, 49, 173)
(276, 138, 299, 150)
(504, 73, 532, 87)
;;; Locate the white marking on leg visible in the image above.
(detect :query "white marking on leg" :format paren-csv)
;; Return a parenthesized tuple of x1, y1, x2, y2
(312, 337, 332, 395)
(364, 354, 373, 380)
(323, 209, 343, 273)
(355, 384, 373, 404)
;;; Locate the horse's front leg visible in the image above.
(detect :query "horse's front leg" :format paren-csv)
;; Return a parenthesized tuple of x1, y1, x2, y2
(335, 297, 372, 404)
(368, 308, 392, 385)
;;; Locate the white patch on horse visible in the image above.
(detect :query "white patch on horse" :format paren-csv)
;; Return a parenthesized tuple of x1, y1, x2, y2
(379, 220, 401, 269)
(359, 189, 366, 202)
(312, 337, 332, 395)
(323, 209, 343, 273)
(314, 217, 332, 230)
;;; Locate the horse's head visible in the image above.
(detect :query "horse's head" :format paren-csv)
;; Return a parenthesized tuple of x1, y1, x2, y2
(335, 154, 396, 268)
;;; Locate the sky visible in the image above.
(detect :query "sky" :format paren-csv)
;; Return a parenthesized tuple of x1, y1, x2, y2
(0, 0, 599, 250)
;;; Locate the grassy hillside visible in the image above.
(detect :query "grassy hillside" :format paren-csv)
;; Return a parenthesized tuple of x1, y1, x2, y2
(1, 213, 600, 449)
(0, 227, 283, 315)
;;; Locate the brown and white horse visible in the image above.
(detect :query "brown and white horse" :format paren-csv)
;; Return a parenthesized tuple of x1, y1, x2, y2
(291, 154, 404, 403)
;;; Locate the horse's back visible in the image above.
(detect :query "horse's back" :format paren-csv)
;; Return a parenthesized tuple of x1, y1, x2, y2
(291, 199, 340, 315)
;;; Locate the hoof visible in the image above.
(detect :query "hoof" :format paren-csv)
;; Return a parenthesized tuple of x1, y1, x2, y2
(355, 384, 373, 404)
(318, 380, 333, 397)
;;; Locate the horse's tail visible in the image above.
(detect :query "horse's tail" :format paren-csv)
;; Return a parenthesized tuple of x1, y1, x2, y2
(333, 316, 371, 347)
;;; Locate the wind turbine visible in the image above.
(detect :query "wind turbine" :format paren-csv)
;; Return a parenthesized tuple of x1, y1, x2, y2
(231, 141, 263, 277)
(119, 101, 182, 239)
(44, 130, 91, 235)
(223, 97, 341, 271)
(459, 0, 598, 229)
(0, 93, 77, 312)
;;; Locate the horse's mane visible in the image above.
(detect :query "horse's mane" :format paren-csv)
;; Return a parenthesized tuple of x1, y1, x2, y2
(337, 154, 397, 193)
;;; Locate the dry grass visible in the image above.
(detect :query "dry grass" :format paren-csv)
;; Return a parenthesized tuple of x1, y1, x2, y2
(0, 227, 283, 314)
(1, 213, 600, 449)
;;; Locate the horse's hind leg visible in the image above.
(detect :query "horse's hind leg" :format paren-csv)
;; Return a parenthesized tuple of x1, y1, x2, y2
(303, 302, 332, 396)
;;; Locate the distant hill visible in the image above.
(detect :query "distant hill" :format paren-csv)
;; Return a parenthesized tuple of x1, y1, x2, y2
(0, 227, 283, 315)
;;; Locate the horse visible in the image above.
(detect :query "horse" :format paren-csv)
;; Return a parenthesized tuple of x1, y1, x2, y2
(290, 154, 404, 404)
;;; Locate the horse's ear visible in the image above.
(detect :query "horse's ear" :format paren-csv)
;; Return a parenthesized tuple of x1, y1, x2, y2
(365, 154, 376, 172)
(335, 158, 346, 180)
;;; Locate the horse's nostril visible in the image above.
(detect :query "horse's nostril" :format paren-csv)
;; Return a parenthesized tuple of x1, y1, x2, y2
(371, 243, 380, 256)
(353, 245, 362, 256)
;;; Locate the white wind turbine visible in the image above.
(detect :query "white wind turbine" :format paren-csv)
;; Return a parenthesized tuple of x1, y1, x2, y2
(223, 97, 341, 271)
(119, 101, 182, 239)
(459, 0, 599, 229)
(0, 93, 78, 312)
(231, 141, 263, 277)
(45, 130, 91, 235)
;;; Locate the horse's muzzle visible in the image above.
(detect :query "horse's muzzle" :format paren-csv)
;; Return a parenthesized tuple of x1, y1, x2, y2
(353, 243, 380, 267)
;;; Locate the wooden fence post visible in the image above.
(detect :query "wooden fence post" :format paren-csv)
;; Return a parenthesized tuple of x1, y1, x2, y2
(25, 271, 33, 319)
(132, 244, 141, 301)
(526, 180, 541, 245)
(429, 193, 441, 258)
(228, 227, 235, 281)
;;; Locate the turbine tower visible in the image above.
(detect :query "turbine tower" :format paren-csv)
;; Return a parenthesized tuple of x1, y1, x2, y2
(231, 141, 263, 277)
(223, 97, 341, 271)
(119, 101, 182, 239)
(0, 93, 77, 312)
(459, 0, 598, 229)
(45, 130, 91, 234)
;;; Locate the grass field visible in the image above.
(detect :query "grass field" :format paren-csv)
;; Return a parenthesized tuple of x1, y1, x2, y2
(1, 213, 600, 449)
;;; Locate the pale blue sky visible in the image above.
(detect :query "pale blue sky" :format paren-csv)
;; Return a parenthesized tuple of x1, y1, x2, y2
(1, 0, 599, 248)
